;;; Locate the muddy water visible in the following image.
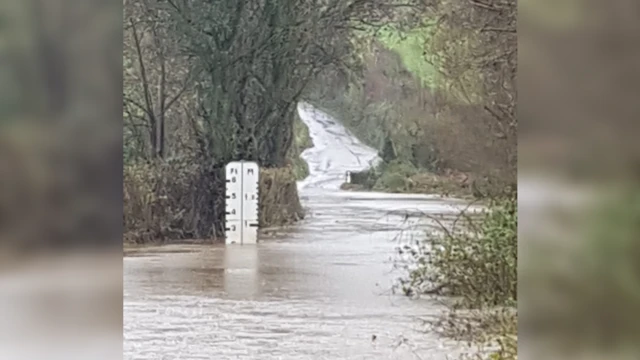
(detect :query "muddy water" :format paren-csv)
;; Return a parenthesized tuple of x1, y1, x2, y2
(124, 103, 477, 359)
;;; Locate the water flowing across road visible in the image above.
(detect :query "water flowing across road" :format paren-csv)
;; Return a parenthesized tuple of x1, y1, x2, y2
(124, 103, 476, 359)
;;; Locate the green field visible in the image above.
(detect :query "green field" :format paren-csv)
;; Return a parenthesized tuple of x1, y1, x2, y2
(373, 24, 439, 89)
(354, 21, 482, 104)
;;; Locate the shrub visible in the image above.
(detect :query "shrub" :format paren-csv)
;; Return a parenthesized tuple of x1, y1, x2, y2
(123, 159, 305, 244)
(259, 167, 305, 227)
(380, 160, 418, 178)
(349, 169, 377, 188)
(489, 334, 517, 360)
(374, 172, 407, 192)
(396, 195, 517, 360)
(287, 114, 313, 180)
(123, 157, 222, 243)
(344, 160, 416, 192)
(397, 195, 517, 308)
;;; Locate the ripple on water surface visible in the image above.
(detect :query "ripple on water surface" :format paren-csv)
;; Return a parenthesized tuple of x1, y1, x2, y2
(124, 104, 472, 359)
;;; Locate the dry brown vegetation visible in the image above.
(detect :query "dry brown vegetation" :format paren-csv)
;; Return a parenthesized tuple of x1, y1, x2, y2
(258, 167, 305, 228)
(304, 1, 518, 359)
(123, 159, 303, 244)
(307, 0, 516, 200)
(123, 157, 220, 243)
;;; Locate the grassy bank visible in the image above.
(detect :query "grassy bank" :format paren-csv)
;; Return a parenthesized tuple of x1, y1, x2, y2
(310, 24, 517, 356)
(287, 113, 313, 181)
(396, 196, 517, 359)
(340, 159, 475, 199)
(370, 23, 439, 89)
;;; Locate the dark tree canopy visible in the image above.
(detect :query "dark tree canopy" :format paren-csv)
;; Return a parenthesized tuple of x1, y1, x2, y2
(124, 0, 422, 166)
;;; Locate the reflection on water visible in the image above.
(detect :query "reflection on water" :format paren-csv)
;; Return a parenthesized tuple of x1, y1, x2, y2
(224, 246, 260, 300)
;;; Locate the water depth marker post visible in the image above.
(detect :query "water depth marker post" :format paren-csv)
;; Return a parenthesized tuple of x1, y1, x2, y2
(225, 161, 259, 245)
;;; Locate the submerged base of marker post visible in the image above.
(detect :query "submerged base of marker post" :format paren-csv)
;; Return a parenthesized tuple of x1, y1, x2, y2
(225, 161, 259, 245)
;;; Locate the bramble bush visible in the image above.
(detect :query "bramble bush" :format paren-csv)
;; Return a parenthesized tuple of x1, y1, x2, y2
(396, 195, 517, 360)
(123, 157, 304, 244)
(398, 196, 517, 307)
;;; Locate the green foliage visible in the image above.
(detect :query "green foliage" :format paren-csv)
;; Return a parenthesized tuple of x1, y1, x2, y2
(308, 0, 516, 200)
(396, 195, 517, 359)
(373, 23, 440, 89)
(306, 45, 441, 181)
(398, 196, 517, 308)
(487, 333, 517, 360)
(374, 172, 406, 192)
(355, 19, 483, 103)
(287, 114, 313, 180)
(347, 168, 378, 189)
(380, 136, 397, 162)
(293, 114, 313, 152)
(380, 159, 418, 178)
(316, 2, 519, 357)
(290, 157, 310, 181)
(369, 160, 415, 192)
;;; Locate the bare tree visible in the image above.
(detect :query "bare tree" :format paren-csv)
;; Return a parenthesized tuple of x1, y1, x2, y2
(162, 0, 409, 167)
(124, 0, 194, 160)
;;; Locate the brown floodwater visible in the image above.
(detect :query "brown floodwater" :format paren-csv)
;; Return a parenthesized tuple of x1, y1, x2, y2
(123, 103, 480, 359)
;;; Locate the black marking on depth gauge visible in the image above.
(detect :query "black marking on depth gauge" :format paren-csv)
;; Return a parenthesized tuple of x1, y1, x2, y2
(239, 162, 244, 243)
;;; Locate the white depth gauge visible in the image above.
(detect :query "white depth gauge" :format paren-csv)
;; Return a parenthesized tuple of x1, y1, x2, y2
(225, 161, 259, 244)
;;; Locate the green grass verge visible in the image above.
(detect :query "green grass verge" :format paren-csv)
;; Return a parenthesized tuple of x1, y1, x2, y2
(288, 113, 313, 180)
(356, 21, 483, 104)
(373, 24, 439, 89)
(340, 159, 474, 199)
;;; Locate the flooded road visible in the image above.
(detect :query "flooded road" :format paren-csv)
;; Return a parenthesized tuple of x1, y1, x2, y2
(124, 103, 476, 359)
